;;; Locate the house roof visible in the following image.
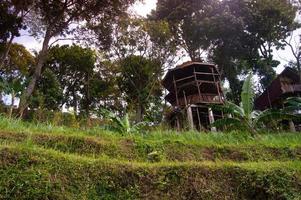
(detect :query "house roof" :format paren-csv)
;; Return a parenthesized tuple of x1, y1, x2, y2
(254, 67, 300, 110)
(162, 61, 220, 90)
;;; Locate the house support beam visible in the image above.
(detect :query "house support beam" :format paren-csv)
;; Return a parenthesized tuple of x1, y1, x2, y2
(187, 105, 194, 130)
(289, 120, 296, 132)
(208, 107, 216, 132)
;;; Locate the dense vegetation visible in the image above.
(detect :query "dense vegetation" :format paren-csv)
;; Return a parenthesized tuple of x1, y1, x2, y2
(1, 0, 301, 198)
(0, 0, 301, 125)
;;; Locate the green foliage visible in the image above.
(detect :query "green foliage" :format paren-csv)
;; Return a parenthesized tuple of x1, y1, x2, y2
(31, 68, 64, 111)
(151, 0, 298, 99)
(44, 44, 111, 116)
(0, 1, 25, 44)
(117, 55, 163, 122)
(241, 74, 255, 121)
(213, 74, 298, 133)
(100, 109, 147, 135)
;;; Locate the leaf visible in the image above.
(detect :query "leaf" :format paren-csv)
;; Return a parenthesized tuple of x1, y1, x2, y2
(241, 73, 254, 121)
(211, 102, 244, 118)
(212, 118, 247, 130)
(226, 101, 245, 117)
(254, 109, 298, 127)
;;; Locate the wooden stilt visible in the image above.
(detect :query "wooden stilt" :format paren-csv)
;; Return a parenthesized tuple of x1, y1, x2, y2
(196, 106, 202, 131)
(187, 106, 194, 130)
(289, 120, 296, 132)
(183, 91, 194, 130)
(208, 107, 217, 132)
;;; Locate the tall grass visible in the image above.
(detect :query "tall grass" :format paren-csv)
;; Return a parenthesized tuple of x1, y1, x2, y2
(0, 115, 300, 148)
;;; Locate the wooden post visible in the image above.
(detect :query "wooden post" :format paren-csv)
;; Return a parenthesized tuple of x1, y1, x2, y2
(208, 107, 217, 132)
(173, 75, 180, 107)
(173, 75, 180, 131)
(216, 66, 225, 102)
(289, 120, 296, 132)
(196, 106, 202, 131)
(183, 90, 194, 130)
(194, 67, 202, 102)
(211, 67, 221, 103)
(187, 106, 194, 130)
(176, 116, 181, 131)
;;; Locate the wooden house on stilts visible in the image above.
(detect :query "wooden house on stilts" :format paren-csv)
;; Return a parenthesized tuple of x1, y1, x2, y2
(255, 67, 301, 131)
(163, 61, 225, 131)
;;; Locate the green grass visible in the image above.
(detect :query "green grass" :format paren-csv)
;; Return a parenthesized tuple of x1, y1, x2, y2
(1, 115, 301, 199)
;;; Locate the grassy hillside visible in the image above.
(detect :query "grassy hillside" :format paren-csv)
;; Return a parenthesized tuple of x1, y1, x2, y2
(1, 116, 301, 199)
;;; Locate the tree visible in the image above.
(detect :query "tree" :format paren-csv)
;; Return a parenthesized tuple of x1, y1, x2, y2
(210, 0, 298, 97)
(18, 0, 137, 116)
(30, 68, 64, 111)
(151, 0, 298, 102)
(45, 45, 97, 116)
(92, 17, 177, 123)
(0, 0, 33, 68)
(117, 55, 162, 122)
(0, 43, 34, 117)
(149, 0, 217, 61)
(282, 33, 301, 81)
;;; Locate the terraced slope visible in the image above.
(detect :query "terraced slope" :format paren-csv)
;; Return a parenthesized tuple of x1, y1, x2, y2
(0, 117, 301, 199)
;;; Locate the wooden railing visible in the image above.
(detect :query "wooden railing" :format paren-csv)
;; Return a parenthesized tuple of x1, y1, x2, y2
(282, 84, 301, 94)
(177, 93, 223, 106)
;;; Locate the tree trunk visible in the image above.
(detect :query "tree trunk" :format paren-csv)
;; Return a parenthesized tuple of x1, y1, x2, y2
(0, 35, 14, 69)
(18, 32, 52, 117)
(135, 103, 144, 123)
(85, 74, 90, 117)
(73, 88, 78, 115)
(297, 59, 301, 83)
(8, 91, 15, 118)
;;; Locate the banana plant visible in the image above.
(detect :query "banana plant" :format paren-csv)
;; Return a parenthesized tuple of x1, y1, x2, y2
(212, 74, 297, 135)
(99, 109, 147, 135)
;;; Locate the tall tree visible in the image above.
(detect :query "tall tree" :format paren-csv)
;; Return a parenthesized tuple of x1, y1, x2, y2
(96, 17, 176, 122)
(152, 0, 298, 103)
(0, 43, 34, 117)
(18, 0, 136, 116)
(149, 0, 217, 61)
(117, 55, 162, 122)
(45, 45, 96, 116)
(30, 68, 64, 111)
(0, 0, 32, 68)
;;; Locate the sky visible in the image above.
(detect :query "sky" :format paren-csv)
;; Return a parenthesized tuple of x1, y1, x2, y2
(13, 0, 300, 74)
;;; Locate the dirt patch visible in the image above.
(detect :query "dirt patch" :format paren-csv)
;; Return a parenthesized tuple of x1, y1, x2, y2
(0, 131, 27, 142)
(201, 147, 248, 161)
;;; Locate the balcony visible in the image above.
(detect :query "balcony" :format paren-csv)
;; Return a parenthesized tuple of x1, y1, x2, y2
(282, 84, 301, 94)
(166, 93, 224, 106)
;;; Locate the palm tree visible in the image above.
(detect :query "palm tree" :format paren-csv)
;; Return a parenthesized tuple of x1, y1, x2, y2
(212, 74, 297, 135)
